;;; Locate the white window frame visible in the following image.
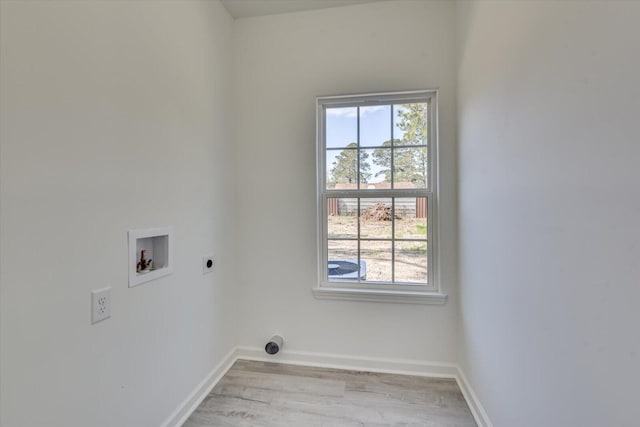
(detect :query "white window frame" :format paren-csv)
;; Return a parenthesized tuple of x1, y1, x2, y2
(313, 90, 446, 304)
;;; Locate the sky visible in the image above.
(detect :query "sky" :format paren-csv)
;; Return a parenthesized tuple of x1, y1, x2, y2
(325, 105, 409, 184)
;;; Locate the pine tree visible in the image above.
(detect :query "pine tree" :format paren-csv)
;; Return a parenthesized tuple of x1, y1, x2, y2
(371, 103, 428, 188)
(328, 142, 371, 187)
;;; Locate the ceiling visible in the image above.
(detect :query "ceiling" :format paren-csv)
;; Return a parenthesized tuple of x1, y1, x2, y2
(220, 0, 387, 19)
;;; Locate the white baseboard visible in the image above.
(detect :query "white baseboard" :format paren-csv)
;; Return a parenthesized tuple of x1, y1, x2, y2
(160, 347, 238, 427)
(455, 367, 494, 427)
(162, 345, 492, 427)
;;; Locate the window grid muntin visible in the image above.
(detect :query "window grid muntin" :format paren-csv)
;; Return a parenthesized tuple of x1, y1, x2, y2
(391, 195, 396, 282)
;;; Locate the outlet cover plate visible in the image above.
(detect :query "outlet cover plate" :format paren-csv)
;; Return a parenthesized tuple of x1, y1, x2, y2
(202, 255, 215, 274)
(91, 287, 111, 324)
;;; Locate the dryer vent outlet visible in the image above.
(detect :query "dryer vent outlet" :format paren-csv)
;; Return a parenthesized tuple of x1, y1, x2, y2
(265, 335, 284, 355)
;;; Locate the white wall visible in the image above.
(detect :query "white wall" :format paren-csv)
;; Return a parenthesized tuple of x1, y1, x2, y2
(456, 1, 640, 426)
(233, 0, 459, 363)
(8, 1, 638, 426)
(0, 1, 237, 426)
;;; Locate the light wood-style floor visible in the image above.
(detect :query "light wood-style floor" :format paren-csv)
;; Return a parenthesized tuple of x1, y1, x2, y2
(183, 359, 477, 427)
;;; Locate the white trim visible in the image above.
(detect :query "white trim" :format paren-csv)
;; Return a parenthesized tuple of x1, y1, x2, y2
(161, 346, 491, 427)
(235, 346, 458, 378)
(431, 93, 442, 290)
(455, 367, 494, 427)
(312, 286, 447, 304)
(316, 90, 441, 299)
(317, 90, 437, 106)
(160, 347, 237, 427)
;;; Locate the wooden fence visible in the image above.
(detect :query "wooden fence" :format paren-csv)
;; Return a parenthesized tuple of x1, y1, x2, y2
(328, 198, 427, 218)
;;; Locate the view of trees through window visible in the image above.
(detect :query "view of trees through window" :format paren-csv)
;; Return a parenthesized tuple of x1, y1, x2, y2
(326, 103, 428, 190)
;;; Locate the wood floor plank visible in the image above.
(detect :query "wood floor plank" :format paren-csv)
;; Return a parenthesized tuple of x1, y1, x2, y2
(183, 360, 477, 427)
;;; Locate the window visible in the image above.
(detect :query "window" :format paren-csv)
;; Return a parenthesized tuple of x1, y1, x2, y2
(314, 91, 445, 304)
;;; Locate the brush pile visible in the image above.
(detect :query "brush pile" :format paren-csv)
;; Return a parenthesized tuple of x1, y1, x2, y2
(361, 203, 397, 221)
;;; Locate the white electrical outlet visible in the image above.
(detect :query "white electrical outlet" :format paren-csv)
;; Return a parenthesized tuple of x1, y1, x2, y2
(202, 255, 215, 274)
(91, 287, 111, 324)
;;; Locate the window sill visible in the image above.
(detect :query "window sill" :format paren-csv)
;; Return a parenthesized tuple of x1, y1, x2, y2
(311, 287, 447, 305)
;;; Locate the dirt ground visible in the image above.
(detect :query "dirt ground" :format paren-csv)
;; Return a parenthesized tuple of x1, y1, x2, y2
(327, 215, 428, 283)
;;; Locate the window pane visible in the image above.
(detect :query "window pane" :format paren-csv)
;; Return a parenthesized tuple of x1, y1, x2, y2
(327, 198, 358, 239)
(360, 148, 391, 189)
(360, 198, 392, 239)
(326, 107, 357, 148)
(360, 105, 391, 148)
(394, 197, 427, 239)
(326, 146, 358, 189)
(394, 241, 428, 284)
(393, 147, 427, 189)
(393, 103, 428, 146)
(360, 240, 392, 282)
(328, 240, 363, 281)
